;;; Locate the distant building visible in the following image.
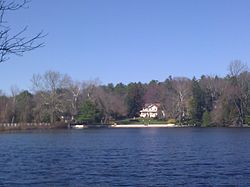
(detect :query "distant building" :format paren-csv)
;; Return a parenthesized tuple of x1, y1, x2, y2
(140, 103, 162, 118)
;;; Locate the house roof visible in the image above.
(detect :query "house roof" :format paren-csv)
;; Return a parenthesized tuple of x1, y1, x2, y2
(140, 103, 160, 113)
(143, 103, 160, 108)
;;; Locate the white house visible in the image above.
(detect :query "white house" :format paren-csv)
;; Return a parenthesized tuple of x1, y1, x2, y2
(140, 104, 161, 118)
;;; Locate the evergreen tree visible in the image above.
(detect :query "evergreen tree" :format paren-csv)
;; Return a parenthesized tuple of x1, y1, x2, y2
(126, 83, 145, 118)
(190, 78, 205, 126)
(16, 91, 34, 123)
(77, 99, 100, 124)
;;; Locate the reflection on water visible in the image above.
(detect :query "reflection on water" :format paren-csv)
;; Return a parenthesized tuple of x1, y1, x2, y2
(0, 128, 250, 186)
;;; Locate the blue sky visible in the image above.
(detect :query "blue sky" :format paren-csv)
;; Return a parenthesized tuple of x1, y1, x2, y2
(1, 0, 250, 93)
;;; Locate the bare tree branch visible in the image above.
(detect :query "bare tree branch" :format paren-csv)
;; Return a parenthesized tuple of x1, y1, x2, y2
(229, 60, 248, 77)
(0, 0, 45, 63)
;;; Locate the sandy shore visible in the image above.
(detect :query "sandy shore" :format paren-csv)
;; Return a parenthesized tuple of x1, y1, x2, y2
(111, 124, 176, 128)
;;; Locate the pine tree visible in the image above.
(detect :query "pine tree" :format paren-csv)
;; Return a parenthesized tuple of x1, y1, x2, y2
(126, 83, 145, 118)
(202, 110, 211, 127)
(190, 78, 205, 126)
(77, 99, 100, 124)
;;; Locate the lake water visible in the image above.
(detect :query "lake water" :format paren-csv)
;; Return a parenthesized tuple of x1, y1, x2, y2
(1, 128, 250, 186)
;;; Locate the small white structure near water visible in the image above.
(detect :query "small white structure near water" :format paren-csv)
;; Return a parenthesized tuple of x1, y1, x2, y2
(140, 103, 161, 118)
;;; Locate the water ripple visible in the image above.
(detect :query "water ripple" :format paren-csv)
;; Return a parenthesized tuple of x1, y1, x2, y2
(1, 128, 250, 186)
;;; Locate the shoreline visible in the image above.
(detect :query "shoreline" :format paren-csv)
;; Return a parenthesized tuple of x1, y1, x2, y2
(0, 123, 249, 131)
(111, 124, 177, 128)
(0, 123, 68, 132)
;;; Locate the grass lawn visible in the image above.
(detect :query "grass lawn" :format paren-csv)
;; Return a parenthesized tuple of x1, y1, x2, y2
(116, 118, 168, 125)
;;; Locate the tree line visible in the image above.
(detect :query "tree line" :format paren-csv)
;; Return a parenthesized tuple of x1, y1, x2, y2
(0, 61, 250, 127)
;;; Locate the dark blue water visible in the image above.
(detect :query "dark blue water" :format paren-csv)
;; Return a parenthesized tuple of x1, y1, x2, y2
(1, 128, 250, 186)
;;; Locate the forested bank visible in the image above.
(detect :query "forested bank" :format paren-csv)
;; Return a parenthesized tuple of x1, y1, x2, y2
(1, 61, 250, 127)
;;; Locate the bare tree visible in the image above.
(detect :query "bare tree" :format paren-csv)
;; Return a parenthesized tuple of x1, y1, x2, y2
(64, 80, 87, 121)
(0, 90, 11, 122)
(230, 72, 250, 126)
(31, 71, 70, 123)
(227, 61, 249, 126)
(199, 76, 226, 110)
(91, 86, 127, 123)
(172, 77, 192, 124)
(10, 85, 20, 123)
(144, 81, 162, 104)
(0, 0, 44, 63)
(228, 60, 248, 77)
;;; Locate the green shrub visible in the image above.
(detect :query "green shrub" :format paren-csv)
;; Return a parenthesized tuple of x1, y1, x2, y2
(245, 115, 250, 125)
(202, 110, 211, 127)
